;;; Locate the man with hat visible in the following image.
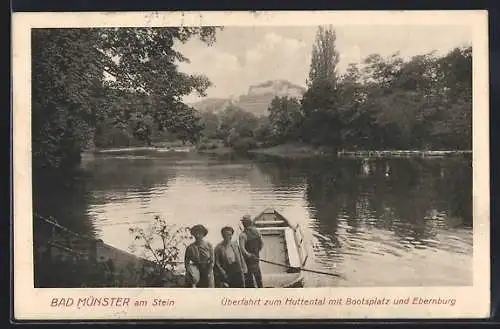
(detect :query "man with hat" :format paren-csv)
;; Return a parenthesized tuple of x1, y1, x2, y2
(184, 224, 215, 288)
(238, 215, 264, 288)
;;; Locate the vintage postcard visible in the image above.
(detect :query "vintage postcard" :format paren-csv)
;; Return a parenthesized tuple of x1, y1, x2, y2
(12, 10, 490, 320)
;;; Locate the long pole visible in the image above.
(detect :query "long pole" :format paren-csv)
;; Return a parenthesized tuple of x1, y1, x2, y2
(258, 258, 344, 279)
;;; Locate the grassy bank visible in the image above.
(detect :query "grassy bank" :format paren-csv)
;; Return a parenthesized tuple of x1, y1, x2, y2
(196, 143, 472, 160)
(195, 140, 330, 159)
(197, 146, 234, 155)
(89, 140, 196, 154)
(87, 139, 472, 160)
(248, 143, 330, 158)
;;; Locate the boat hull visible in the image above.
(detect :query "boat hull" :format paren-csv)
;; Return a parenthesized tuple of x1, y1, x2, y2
(251, 208, 308, 288)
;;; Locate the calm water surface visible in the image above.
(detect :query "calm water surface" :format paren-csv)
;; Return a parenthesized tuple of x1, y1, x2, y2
(38, 151, 473, 287)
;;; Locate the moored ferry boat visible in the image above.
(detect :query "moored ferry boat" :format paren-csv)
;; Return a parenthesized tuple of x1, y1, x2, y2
(250, 208, 309, 288)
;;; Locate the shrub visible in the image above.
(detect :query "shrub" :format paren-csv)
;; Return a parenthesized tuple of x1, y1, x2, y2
(230, 137, 258, 152)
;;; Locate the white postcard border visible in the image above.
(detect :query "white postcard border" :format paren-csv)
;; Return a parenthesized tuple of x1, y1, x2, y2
(12, 10, 490, 320)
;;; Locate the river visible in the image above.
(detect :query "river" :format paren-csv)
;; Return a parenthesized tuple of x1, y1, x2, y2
(35, 150, 473, 287)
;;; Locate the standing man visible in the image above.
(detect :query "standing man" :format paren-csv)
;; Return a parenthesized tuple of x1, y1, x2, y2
(238, 215, 264, 288)
(214, 226, 247, 288)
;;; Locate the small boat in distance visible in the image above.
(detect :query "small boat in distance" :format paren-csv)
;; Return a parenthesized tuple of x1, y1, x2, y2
(250, 208, 309, 288)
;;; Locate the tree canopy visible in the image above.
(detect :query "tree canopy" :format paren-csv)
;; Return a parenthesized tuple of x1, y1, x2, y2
(295, 25, 473, 151)
(32, 27, 221, 172)
(300, 27, 343, 148)
(193, 31, 471, 154)
(32, 25, 472, 173)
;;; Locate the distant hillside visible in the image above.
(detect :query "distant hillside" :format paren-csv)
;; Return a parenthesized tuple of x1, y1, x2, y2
(189, 98, 234, 114)
(190, 79, 306, 117)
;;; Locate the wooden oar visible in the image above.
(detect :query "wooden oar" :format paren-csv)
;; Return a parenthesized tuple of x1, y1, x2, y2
(258, 258, 345, 279)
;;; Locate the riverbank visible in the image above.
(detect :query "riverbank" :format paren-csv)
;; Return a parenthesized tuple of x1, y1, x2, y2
(196, 142, 330, 159)
(90, 145, 195, 155)
(250, 145, 472, 159)
(85, 142, 472, 160)
(34, 215, 185, 288)
(337, 150, 472, 158)
(248, 143, 330, 158)
(197, 146, 234, 156)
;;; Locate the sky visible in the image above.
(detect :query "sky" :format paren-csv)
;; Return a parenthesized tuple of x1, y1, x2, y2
(176, 25, 472, 103)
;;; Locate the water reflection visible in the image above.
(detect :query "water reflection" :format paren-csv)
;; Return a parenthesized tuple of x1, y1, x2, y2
(35, 152, 473, 287)
(33, 170, 97, 237)
(253, 155, 472, 286)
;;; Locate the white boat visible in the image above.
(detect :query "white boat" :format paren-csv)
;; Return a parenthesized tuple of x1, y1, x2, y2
(250, 208, 309, 288)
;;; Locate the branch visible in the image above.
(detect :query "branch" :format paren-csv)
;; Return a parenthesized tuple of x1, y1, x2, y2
(137, 229, 162, 266)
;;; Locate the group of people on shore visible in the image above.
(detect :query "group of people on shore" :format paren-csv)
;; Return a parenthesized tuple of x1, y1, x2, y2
(184, 215, 264, 288)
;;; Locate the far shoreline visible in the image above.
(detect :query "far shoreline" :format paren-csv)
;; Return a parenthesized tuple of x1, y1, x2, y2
(85, 143, 472, 160)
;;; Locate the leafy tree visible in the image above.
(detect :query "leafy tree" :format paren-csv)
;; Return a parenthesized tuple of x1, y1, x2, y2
(429, 46, 472, 150)
(307, 26, 340, 85)
(301, 26, 342, 149)
(32, 27, 221, 173)
(333, 46, 472, 151)
(268, 96, 304, 142)
(360, 52, 404, 88)
(199, 111, 220, 140)
(301, 80, 342, 147)
(253, 116, 273, 144)
(218, 105, 258, 140)
(163, 103, 204, 144)
(337, 63, 374, 149)
(32, 29, 105, 171)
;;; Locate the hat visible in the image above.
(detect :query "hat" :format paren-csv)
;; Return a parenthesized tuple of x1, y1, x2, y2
(190, 224, 208, 237)
(240, 215, 253, 223)
(221, 226, 234, 234)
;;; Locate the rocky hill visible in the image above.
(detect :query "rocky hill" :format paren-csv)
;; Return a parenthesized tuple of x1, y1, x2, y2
(190, 80, 306, 117)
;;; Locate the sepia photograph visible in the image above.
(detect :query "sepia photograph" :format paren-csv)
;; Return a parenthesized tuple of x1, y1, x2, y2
(13, 10, 489, 320)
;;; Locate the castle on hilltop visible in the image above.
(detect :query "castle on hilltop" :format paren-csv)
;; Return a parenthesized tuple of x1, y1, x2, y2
(191, 79, 307, 117)
(247, 79, 306, 99)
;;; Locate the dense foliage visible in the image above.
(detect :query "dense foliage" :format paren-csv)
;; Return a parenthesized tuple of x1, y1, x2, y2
(299, 26, 472, 151)
(196, 26, 471, 153)
(301, 26, 342, 149)
(334, 46, 472, 151)
(32, 27, 220, 173)
(129, 215, 192, 287)
(33, 25, 472, 167)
